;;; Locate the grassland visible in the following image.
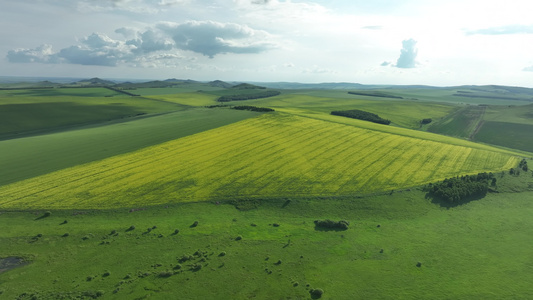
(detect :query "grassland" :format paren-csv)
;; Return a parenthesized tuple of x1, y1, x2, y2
(0, 88, 182, 138)
(0, 175, 532, 299)
(226, 93, 456, 129)
(0, 113, 520, 210)
(1, 83, 533, 299)
(427, 105, 485, 138)
(0, 108, 259, 186)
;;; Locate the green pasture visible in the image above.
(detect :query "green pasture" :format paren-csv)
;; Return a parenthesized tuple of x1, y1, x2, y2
(0, 88, 182, 137)
(483, 104, 533, 125)
(146, 92, 219, 106)
(0, 108, 259, 186)
(1, 177, 532, 299)
(474, 122, 533, 153)
(427, 105, 485, 138)
(225, 94, 456, 129)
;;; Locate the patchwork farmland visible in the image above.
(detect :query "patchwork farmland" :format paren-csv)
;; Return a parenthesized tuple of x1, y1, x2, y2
(0, 113, 519, 209)
(0, 81, 532, 299)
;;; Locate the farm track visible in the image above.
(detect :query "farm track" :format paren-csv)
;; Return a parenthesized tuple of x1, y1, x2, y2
(0, 113, 520, 209)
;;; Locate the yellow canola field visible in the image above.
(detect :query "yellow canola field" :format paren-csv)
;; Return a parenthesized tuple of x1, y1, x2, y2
(0, 113, 519, 209)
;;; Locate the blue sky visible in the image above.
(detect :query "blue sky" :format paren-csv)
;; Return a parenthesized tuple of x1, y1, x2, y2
(2, 0, 533, 86)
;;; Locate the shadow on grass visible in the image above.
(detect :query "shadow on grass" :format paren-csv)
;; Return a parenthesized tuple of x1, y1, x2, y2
(34, 212, 51, 220)
(426, 193, 487, 208)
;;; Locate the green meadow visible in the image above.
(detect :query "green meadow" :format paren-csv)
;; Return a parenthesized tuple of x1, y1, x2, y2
(1, 82, 532, 299)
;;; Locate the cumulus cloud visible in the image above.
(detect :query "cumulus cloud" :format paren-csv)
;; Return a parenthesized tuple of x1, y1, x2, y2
(523, 66, 533, 72)
(6, 21, 277, 66)
(158, 20, 276, 58)
(466, 24, 533, 35)
(6, 44, 57, 63)
(395, 38, 418, 68)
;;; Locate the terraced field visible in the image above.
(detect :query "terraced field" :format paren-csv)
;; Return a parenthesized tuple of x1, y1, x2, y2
(0, 113, 519, 210)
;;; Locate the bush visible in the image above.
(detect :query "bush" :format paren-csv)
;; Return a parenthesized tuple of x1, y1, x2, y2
(127, 225, 136, 231)
(43, 211, 52, 218)
(191, 221, 199, 228)
(62, 233, 69, 237)
(102, 271, 111, 277)
(219, 251, 226, 257)
(158, 271, 173, 278)
(310, 288, 324, 298)
(235, 235, 243, 241)
(173, 229, 180, 235)
(314, 219, 350, 230)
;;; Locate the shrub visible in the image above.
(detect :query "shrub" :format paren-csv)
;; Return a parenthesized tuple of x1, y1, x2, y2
(219, 251, 226, 257)
(235, 235, 242, 241)
(127, 225, 136, 231)
(159, 271, 173, 278)
(173, 264, 182, 270)
(103, 271, 111, 277)
(310, 288, 324, 298)
(62, 233, 69, 237)
(191, 221, 199, 228)
(43, 211, 51, 218)
(110, 230, 117, 235)
(272, 223, 280, 227)
(314, 219, 350, 230)
(416, 262, 422, 267)
(60, 220, 68, 225)
(173, 229, 180, 235)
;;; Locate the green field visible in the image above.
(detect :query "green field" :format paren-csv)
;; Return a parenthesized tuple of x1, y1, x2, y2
(1, 83, 533, 299)
(0, 112, 520, 209)
(0, 108, 259, 186)
(0, 88, 182, 138)
(1, 176, 532, 299)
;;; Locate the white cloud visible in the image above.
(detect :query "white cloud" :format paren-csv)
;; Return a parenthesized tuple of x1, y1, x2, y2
(157, 20, 277, 58)
(6, 44, 56, 63)
(395, 39, 418, 69)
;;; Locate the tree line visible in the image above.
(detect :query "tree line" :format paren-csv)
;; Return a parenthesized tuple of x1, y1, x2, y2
(331, 109, 391, 125)
(232, 106, 275, 112)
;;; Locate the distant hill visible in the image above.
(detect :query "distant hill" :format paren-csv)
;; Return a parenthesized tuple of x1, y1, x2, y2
(231, 83, 266, 90)
(208, 80, 233, 88)
(76, 77, 115, 86)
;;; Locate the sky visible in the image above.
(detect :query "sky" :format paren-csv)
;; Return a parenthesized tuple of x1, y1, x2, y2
(2, 0, 533, 86)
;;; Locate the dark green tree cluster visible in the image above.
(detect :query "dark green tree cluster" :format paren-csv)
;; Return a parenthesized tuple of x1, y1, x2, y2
(330, 109, 391, 125)
(232, 106, 274, 112)
(314, 219, 349, 230)
(217, 90, 281, 102)
(519, 159, 528, 172)
(421, 118, 432, 124)
(428, 172, 493, 203)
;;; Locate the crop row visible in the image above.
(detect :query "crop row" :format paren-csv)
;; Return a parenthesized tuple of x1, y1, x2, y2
(0, 113, 519, 209)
